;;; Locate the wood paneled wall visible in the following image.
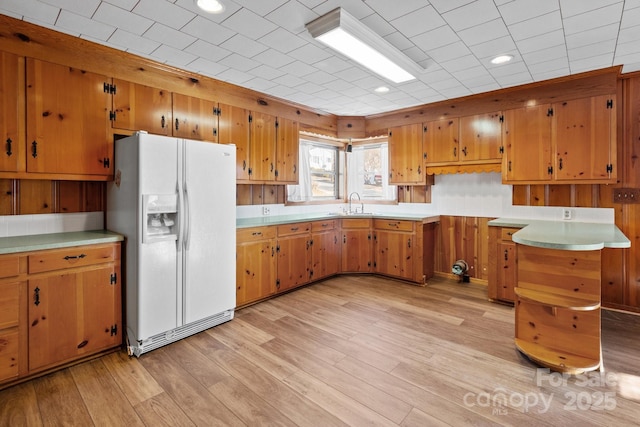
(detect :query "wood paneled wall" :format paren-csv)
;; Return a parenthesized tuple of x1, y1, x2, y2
(0, 179, 104, 215)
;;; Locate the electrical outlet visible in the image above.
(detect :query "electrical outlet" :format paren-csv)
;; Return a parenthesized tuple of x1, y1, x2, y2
(262, 206, 270, 215)
(562, 208, 572, 220)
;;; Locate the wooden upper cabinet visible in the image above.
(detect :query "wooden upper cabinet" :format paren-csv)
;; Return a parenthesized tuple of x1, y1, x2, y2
(0, 51, 24, 174)
(553, 95, 616, 182)
(388, 123, 423, 184)
(502, 104, 553, 183)
(424, 118, 459, 164)
(172, 93, 218, 142)
(459, 112, 503, 162)
(218, 103, 250, 181)
(111, 79, 172, 135)
(276, 117, 299, 183)
(26, 58, 111, 176)
(249, 112, 277, 182)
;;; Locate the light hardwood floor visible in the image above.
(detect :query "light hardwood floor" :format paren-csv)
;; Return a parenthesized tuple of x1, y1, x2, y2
(2, 275, 640, 426)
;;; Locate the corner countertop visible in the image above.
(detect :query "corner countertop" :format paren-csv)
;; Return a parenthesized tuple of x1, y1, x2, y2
(488, 218, 630, 251)
(237, 213, 440, 228)
(0, 230, 124, 255)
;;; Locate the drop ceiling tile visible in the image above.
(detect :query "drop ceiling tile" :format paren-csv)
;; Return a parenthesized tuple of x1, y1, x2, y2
(132, 0, 195, 30)
(615, 39, 640, 56)
(469, 36, 517, 59)
(322, 79, 356, 92)
(428, 41, 472, 63)
(253, 48, 295, 68)
(565, 23, 618, 49)
(569, 53, 614, 72)
(108, 28, 160, 54)
(94, 2, 153, 36)
(222, 7, 278, 40)
(442, 54, 482, 74)
(174, 0, 241, 22)
(244, 77, 279, 92)
(40, 0, 99, 18)
(185, 39, 232, 62)
(285, 60, 317, 77)
(233, 0, 289, 16)
(332, 66, 372, 83)
(429, 78, 463, 91)
(217, 68, 254, 85)
(457, 18, 510, 47)
(218, 53, 260, 72)
(365, 0, 426, 21)
(57, 9, 115, 40)
(314, 56, 352, 73)
(383, 31, 414, 52)
(144, 22, 197, 50)
(288, 43, 332, 64)
(442, 0, 501, 32)
(340, 85, 370, 97)
(618, 24, 640, 43)
(304, 70, 337, 85)
(508, 11, 562, 41)
(296, 81, 325, 94)
(527, 57, 570, 75)
(429, 0, 475, 14)
(180, 16, 235, 45)
(523, 44, 567, 64)
(403, 46, 431, 65)
(621, 4, 640, 27)
(488, 60, 529, 77)
(151, 44, 197, 66)
(267, 84, 299, 98)
(495, 72, 534, 86)
(104, 0, 138, 10)
(220, 34, 268, 58)
(2, 0, 60, 25)
(559, 0, 622, 18)
(439, 86, 472, 98)
(468, 82, 501, 93)
(248, 64, 285, 80)
(187, 56, 229, 76)
(624, 0, 640, 9)
(568, 39, 616, 61)
(563, 4, 624, 35)
(258, 28, 307, 53)
(419, 68, 454, 83)
(498, 0, 559, 25)
(390, 5, 446, 38)
(514, 29, 565, 54)
(0, 8, 22, 19)
(265, 0, 317, 34)
(360, 12, 396, 37)
(311, 0, 374, 19)
(410, 25, 460, 52)
(271, 73, 308, 88)
(616, 54, 640, 72)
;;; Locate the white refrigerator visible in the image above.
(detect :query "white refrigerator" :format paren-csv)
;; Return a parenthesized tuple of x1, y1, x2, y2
(107, 132, 235, 357)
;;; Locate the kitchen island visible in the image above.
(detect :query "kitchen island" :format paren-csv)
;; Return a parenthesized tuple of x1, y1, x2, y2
(489, 218, 630, 373)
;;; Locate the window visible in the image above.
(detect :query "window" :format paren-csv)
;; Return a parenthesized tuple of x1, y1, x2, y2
(287, 139, 340, 202)
(347, 142, 396, 201)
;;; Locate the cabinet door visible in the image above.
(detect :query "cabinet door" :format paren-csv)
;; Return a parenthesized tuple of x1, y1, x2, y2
(388, 123, 423, 184)
(459, 112, 502, 161)
(311, 230, 340, 280)
(374, 230, 413, 280)
(341, 229, 372, 273)
(277, 235, 311, 291)
(276, 117, 299, 183)
(218, 104, 250, 181)
(553, 95, 615, 181)
(497, 241, 516, 302)
(1, 51, 24, 173)
(0, 279, 21, 382)
(502, 105, 552, 182)
(112, 79, 172, 135)
(26, 58, 111, 175)
(172, 93, 218, 142)
(424, 118, 459, 163)
(81, 265, 121, 355)
(250, 112, 277, 182)
(236, 239, 276, 306)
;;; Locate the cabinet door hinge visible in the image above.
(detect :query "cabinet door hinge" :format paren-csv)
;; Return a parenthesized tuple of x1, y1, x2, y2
(248, 114, 253, 123)
(368, 234, 371, 240)
(423, 125, 427, 132)
(103, 158, 111, 169)
(547, 166, 553, 175)
(276, 279, 280, 290)
(499, 146, 504, 154)
(275, 120, 279, 128)
(389, 131, 392, 137)
(274, 169, 279, 177)
(110, 272, 117, 284)
(103, 83, 116, 94)
(423, 152, 427, 160)
(213, 107, 221, 116)
(276, 244, 280, 253)
(607, 99, 614, 109)
(547, 108, 554, 117)
(110, 324, 118, 336)
(607, 164, 613, 173)
(109, 111, 116, 121)
(499, 115, 504, 123)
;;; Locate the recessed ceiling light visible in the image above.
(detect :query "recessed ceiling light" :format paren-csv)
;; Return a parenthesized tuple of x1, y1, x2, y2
(375, 86, 389, 93)
(491, 54, 513, 65)
(196, 0, 225, 14)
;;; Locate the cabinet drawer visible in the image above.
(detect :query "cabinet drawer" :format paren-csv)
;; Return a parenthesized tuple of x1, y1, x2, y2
(341, 218, 371, 229)
(28, 245, 116, 274)
(0, 256, 20, 279)
(311, 220, 336, 232)
(0, 281, 19, 329)
(237, 227, 276, 242)
(501, 228, 520, 241)
(277, 222, 311, 237)
(374, 219, 414, 232)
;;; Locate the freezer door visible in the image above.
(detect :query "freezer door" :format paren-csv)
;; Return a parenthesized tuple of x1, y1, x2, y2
(137, 134, 181, 339)
(182, 140, 236, 324)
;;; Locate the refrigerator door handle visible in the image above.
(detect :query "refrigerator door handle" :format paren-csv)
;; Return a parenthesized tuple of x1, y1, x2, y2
(183, 181, 191, 250)
(176, 184, 184, 252)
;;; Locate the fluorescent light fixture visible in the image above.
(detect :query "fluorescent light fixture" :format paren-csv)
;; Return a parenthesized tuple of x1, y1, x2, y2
(196, 0, 225, 13)
(306, 8, 421, 84)
(491, 54, 513, 65)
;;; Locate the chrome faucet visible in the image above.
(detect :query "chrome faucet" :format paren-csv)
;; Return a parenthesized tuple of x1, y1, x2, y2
(348, 192, 363, 214)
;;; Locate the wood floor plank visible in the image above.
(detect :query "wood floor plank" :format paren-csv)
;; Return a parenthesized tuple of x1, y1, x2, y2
(160, 336, 231, 389)
(0, 382, 42, 426)
(218, 316, 275, 345)
(100, 350, 164, 406)
(69, 359, 145, 427)
(401, 408, 453, 427)
(32, 370, 94, 426)
(134, 391, 196, 427)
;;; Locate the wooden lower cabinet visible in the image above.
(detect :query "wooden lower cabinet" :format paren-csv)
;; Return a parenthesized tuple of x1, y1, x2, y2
(341, 219, 373, 273)
(236, 227, 277, 307)
(276, 223, 312, 292)
(0, 242, 121, 389)
(374, 219, 417, 281)
(488, 226, 519, 303)
(310, 220, 340, 281)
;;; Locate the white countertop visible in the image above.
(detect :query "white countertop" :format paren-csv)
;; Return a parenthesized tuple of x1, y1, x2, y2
(489, 218, 630, 251)
(237, 213, 440, 228)
(0, 230, 124, 255)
